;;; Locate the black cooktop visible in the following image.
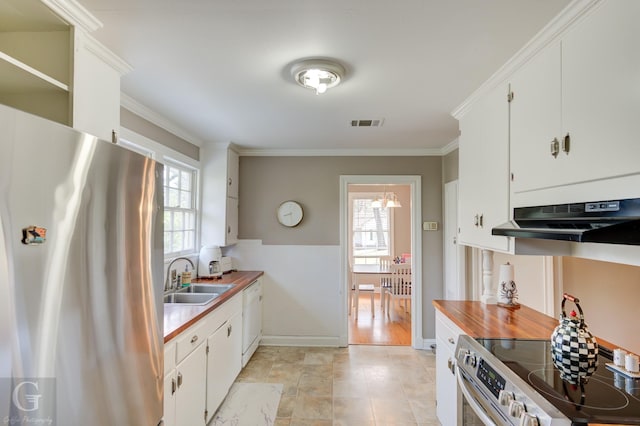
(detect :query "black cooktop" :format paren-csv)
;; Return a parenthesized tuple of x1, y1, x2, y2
(476, 338, 640, 425)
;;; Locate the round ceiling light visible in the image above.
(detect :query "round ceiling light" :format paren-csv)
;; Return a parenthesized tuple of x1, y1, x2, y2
(290, 59, 345, 95)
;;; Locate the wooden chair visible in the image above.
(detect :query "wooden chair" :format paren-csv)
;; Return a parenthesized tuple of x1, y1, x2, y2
(348, 264, 375, 319)
(385, 263, 412, 313)
(379, 256, 393, 312)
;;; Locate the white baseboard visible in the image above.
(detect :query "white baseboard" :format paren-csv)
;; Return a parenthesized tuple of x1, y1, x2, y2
(259, 336, 437, 351)
(260, 335, 342, 347)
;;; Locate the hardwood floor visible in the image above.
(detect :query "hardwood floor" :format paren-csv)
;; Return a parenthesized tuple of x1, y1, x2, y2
(348, 293, 411, 345)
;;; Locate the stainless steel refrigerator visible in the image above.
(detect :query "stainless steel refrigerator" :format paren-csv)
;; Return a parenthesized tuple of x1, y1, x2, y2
(0, 104, 164, 425)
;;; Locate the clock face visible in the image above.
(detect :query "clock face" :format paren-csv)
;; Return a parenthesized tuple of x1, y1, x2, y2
(277, 201, 303, 227)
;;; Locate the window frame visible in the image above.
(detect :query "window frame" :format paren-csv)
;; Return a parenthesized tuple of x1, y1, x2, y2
(348, 192, 395, 265)
(163, 159, 199, 257)
(118, 128, 201, 259)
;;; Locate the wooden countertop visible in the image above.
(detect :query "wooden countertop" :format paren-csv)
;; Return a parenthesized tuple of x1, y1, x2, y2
(432, 300, 618, 349)
(164, 271, 263, 343)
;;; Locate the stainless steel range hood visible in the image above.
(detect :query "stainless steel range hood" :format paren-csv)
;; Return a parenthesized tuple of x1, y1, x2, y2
(492, 198, 640, 245)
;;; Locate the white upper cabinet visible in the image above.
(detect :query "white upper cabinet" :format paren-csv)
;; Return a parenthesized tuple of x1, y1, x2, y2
(458, 82, 511, 252)
(72, 29, 131, 141)
(201, 145, 240, 247)
(510, 0, 640, 201)
(0, 0, 129, 140)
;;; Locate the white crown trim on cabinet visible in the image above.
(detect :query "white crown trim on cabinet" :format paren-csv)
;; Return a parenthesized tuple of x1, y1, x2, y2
(452, 0, 602, 119)
(41, 0, 103, 33)
(80, 32, 133, 75)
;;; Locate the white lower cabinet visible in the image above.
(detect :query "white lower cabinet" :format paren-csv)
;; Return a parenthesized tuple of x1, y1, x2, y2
(164, 292, 243, 425)
(175, 343, 207, 425)
(435, 310, 463, 426)
(205, 310, 242, 423)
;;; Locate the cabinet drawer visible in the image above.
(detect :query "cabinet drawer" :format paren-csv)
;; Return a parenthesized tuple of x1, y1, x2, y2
(164, 341, 177, 375)
(202, 293, 242, 337)
(436, 311, 463, 352)
(176, 320, 208, 363)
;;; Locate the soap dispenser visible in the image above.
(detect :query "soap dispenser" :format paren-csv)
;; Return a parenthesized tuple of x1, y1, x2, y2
(181, 264, 192, 287)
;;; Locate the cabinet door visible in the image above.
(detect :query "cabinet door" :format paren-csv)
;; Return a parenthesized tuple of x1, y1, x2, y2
(509, 43, 562, 194)
(227, 149, 240, 199)
(205, 311, 243, 422)
(225, 196, 239, 245)
(175, 342, 207, 426)
(435, 312, 463, 426)
(436, 337, 459, 426)
(72, 31, 122, 141)
(560, 0, 640, 187)
(163, 372, 177, 426)
(458, 82, 510, 252)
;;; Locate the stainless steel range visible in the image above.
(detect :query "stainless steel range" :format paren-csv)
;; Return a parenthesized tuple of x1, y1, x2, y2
(455, 335, 640, 425)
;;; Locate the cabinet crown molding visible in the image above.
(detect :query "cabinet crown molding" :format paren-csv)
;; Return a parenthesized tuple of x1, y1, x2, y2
(451, 0, 601, 119)
(41, 0, 102, 33)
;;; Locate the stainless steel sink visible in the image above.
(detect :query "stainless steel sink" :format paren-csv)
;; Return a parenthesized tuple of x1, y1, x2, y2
(179, 283, 235, 295)
(163, 292, 217, 305)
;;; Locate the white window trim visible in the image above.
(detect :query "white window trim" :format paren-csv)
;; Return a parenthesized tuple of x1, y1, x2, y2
(348, 191, 395, 265)
(118, 126, 201, 258)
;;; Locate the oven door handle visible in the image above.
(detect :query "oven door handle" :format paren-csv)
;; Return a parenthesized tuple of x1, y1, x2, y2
(456, 364, 498, 426)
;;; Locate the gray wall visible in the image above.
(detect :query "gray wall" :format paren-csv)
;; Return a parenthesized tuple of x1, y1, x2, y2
(120, 107, 200, 161)
(238, 155, 444, 340)
(442, 148, 458, 183)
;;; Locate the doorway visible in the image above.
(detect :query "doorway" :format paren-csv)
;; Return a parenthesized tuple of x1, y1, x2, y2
(339, 175, 422, 348)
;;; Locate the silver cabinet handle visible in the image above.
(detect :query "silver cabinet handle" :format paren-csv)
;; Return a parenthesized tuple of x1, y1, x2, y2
(448, 337, 455, 344)
(191, 335, 198, 344)
(171, 378, 176, 395)
(227, 324, 232, 337)
(550, 137, 560, 158)
(228, 177, 232, 186)
(177, 372, 183, 388)
(474, 214, 479, 227)
(479, 214, 483, 228)
(447, 358, 456, 375)
(562, 133, 571, 154)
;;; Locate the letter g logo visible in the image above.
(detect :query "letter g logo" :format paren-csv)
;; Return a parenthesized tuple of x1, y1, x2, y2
(12, 381, 42, 412)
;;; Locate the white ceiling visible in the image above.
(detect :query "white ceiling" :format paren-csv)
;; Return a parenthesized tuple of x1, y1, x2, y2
(80, 0, 570, 152)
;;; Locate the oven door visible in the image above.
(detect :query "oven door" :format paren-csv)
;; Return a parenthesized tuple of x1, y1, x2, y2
(456, 364, 513, 426)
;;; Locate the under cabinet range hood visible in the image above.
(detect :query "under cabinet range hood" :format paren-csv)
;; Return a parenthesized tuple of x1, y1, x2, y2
(492, 198, 640, 245)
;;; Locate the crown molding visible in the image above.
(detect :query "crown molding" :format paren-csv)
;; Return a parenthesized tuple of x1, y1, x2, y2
(120, 93, 205, 147)
(440, 138, 459, 155)
(79, 32, 132, 75)
(451, 0, 601, 119)
(41, 0, 102, 33)
(236, 147, 444, 157)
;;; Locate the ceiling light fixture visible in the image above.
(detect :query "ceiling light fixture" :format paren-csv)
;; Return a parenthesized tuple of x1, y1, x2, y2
(371, 187, 402, 209)
(290, 59, 345, 95)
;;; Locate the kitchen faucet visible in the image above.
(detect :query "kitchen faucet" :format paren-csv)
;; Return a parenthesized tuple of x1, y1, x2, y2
(164, 257, 195, 292)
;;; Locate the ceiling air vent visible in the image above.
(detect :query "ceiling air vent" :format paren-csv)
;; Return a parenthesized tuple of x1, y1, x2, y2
(351, 119, 384, 127)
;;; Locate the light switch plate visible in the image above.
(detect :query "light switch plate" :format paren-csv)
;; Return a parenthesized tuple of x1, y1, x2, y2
(423, 221, 438, 231)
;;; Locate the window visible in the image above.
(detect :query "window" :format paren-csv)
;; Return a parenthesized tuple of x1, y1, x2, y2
(351, 194, 393, 265)
(163, 160, 197, 256)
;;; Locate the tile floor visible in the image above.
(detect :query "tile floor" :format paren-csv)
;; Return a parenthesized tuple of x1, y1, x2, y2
(235, 345, 442, 426)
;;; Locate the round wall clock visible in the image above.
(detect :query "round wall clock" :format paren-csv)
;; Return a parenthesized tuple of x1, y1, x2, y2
(277, 200, 304, 227)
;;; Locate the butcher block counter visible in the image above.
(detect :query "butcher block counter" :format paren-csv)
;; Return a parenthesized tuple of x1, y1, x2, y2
(164, 270, 263, 343)
(432, 300, 617, 349)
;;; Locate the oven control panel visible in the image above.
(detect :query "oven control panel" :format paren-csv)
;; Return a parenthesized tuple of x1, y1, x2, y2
(455, 336, 572, 426)
(477, 358, 506, 398)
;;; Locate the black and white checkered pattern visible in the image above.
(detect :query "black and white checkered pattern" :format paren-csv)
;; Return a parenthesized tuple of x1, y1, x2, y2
(551, 319, 599, 359)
